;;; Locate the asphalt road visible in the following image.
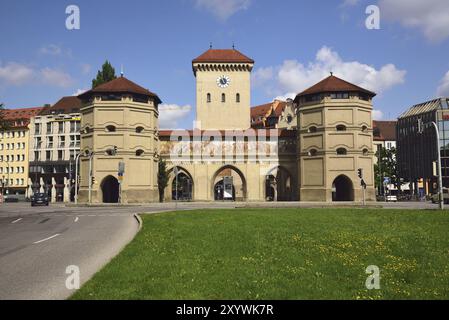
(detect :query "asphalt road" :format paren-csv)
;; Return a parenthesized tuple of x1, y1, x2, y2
(0, 200, 439, 300)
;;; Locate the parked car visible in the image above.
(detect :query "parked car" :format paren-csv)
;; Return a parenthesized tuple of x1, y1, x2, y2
(385, 195, 398, 202)
(431, 188, 449, 204)
(31, 193, 49, 206)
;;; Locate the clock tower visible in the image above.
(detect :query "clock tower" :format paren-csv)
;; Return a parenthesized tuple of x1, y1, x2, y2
(192, 48, 254, 130)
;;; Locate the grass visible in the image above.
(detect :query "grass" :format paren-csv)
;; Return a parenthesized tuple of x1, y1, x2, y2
(71, 208, 449, 300)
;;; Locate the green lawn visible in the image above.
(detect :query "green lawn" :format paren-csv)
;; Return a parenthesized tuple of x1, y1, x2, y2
(71, 208, 449, 300)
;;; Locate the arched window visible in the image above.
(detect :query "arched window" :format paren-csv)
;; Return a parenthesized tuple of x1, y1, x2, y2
(222, 93, 226, 103)
(308, 126, 317, 133)
(136, 126, 144, 133)
(236, 93, 240, 103)
(336, 148, 347, 155)
(207, 93, 211, 103)
(135, 149, 144, 156)
(106, 125, 116, 132)
(308, 149, 317, 156)
(336, 125, 347, 131)
(363, 148, 369, 156)
(362, 125, 368, 132)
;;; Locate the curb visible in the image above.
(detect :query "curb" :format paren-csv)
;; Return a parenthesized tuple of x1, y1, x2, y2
(133, 213, 143, 231)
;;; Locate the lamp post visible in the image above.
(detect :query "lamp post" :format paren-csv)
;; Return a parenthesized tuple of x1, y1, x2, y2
(418, 119, 443, 210)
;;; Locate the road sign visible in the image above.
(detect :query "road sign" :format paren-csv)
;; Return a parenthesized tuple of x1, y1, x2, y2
(118, 162, 125, 175)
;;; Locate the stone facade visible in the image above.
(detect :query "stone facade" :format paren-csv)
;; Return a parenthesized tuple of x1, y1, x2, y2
(77, 77, 160, 203)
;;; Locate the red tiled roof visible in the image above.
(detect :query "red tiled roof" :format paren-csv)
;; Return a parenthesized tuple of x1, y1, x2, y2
(295, 75, 376, 99)
(373, 120, 397, 141)
(192, 49, 254, 64)
(39, 96, 82, 116)
(250, 103, 272, 118)
(78, 76, 161, 103)
(1, 106, 44, 128)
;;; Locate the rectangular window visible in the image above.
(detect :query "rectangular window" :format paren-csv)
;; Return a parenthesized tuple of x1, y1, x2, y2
(58, 122, 64, 134)
(58, 150, 64, 160)
(46, 123, 52, 134)
(34, 151, 40, 161)
(35, 123, 41, 135)
(46, 151, 51, 161)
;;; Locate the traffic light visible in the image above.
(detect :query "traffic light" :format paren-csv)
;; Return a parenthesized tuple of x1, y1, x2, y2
(91, 176, 96, 185)
(357, 168, 363, 179)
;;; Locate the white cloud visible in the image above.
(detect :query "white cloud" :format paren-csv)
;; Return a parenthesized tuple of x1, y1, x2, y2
(41, 68, 73, 87)
(372, 109, 384, 120)
(252, 66, 273, 87)
(341, 0, 359, 7)
(195, 0, 251, 21)
(437, 71, 449, 96)
(159, 104, 192, 129)
(73, 88, 88, 96)
(0, 61, 74, 88)
(254, 46, 406, 100)
(0, 62, 35, 85)
(39, 44, 62, 55)
(379, 0, 449, 42)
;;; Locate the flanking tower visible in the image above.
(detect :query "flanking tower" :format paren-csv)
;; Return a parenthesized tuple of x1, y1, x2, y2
(294, 74, 376, 202)
(77, 76, 161, 203)
(192, 48, 254, 129)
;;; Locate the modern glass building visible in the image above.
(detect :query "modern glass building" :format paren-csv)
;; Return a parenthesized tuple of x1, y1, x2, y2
(397, 98, 449, 196)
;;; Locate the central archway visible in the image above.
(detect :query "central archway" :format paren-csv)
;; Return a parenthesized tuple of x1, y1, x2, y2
(101, 175, 119, 203)
(332, 175, 354, 201)
(211, 165, 247, 201)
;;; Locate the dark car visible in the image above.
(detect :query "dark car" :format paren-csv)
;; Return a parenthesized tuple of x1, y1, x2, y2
(31, 193, 49, 206)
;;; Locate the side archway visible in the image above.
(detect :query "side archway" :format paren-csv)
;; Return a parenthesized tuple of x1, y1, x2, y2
(265, 166, 293, 201)
(168, 166, 194, 201)
(101, 175, 119, 203)
(332, 175, 354, 201)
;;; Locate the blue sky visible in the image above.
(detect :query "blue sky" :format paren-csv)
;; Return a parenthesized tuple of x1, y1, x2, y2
(1, 0, 449, 128)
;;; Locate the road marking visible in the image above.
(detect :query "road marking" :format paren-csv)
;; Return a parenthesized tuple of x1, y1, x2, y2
(33, 233, 60, 244)
(11, 218, 22, 224)
(74, 217, 79, 222)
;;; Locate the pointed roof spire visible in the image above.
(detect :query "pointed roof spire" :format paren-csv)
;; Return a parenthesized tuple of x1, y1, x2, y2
(120, 64, 124, 77)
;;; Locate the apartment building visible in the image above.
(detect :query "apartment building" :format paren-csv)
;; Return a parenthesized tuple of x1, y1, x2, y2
(0, 107, 43, 197)
(29, 96, 81, 201)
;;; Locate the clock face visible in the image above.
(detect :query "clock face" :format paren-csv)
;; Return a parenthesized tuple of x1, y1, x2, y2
(216, 75, 231, 88)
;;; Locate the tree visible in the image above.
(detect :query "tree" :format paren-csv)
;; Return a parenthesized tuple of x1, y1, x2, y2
(374, 146, 401, 193)
(158, 158, 169, 202)
(92, 60, 117, 88)
(0, 103, 10, 131)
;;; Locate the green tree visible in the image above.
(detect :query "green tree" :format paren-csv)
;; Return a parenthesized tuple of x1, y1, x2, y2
(0, 103, 10, 131)
(92, 60, 117, 88)
(158, 158, 169, 202)
(374, 146, 401, 192)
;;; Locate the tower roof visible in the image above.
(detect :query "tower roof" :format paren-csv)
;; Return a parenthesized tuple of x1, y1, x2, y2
(295, 75, 376, 100)
(78, 76, 161, 104)
(192, 49, 254, 64)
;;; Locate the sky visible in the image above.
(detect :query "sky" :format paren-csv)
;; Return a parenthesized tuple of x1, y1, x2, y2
(1, 0, 449, 129)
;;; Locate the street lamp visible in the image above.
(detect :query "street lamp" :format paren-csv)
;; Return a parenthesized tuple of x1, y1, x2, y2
(418, 119, 443, 210)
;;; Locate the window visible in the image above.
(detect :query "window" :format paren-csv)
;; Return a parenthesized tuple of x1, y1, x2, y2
(336, 125, 347, 131)
(336, 148, 347, 155)
(46, 151, 51, 161)
(35, 123, 41, 135)
(362, 125, 368, 132)
(106, 125, 116, 132)
(287, 115, 293, 124)
(58, 122, 64, 134)
(34, 151, 40, 161)
(47, 137, 53, 148)
(207, 93, 211, 103)
(136, 126, 144, 133)
(135, 149, 144, 156)
(59, 136, 65, 147)
(363, 148, 369, 156)
(308, 149, 317, 156)
(308, 126, 317, 133)
(330, 92, 349, 99)
(236, 93, 240, 103)
(58, 150, 64, 160)
(221, 93, 226, 103)
(70, 150, 75, 160)
(46, 123, 52, 134)
(21, 155, 25, 161)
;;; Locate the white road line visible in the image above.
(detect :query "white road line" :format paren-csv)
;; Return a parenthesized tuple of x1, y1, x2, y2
(33, 234, 60, 244)
(74, 217, 79, 222)
(11, 218, 22, 224)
